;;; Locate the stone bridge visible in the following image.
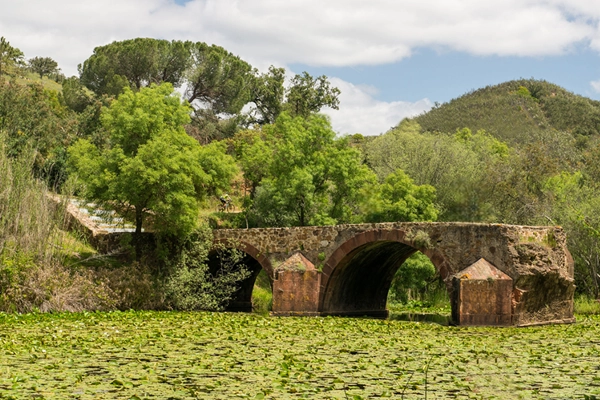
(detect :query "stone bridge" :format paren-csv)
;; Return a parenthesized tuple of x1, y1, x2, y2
(213, 222, 575, 326)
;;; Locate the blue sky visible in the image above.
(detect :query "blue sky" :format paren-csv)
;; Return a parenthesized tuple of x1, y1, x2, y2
(292, 47, 600, 104)
(1, 0, 599, 135)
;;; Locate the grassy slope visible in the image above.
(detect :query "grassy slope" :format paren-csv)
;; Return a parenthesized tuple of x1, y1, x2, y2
(414, 79, 600, 144)
(1, 71, 64, 92)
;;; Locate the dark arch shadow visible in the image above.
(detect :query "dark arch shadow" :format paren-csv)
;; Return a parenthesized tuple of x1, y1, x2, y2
(208, 240, 274, 312)
(319, 230, 449, 318)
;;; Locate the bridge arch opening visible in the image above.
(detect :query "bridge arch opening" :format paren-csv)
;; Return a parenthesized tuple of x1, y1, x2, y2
(207, 241, 273, 313)
(320, 231, 449, 318)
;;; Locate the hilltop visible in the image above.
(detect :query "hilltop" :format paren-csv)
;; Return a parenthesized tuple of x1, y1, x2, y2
(413, 79, 600, 144)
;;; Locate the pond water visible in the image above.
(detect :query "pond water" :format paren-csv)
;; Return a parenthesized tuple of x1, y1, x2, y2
(2, 311, 598, 399)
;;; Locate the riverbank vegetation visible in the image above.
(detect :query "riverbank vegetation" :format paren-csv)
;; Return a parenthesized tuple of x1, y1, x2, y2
(1, 35, 600, 314)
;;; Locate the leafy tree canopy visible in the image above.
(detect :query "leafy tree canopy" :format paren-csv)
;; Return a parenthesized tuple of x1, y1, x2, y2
(236, 113, 375, 227)
(543, 171, 600, 297)
(67, 83, 237, 246)
(100, 82, 192, 156)
(78, 38, 340, 143)
(284, 71, 340, 118)
(28, 56, 59, 79)
(362, 169, 439, 223)
(78, 38, 191, 96)
(62, 77, 93, 113)
(366, 121, 505, 222)
(0, 37, 25, 76)
(0, 78, 77, 186)
(78, 38, 255, 114)
(247, 68, 341, 126)
(185, 41, 254, 115)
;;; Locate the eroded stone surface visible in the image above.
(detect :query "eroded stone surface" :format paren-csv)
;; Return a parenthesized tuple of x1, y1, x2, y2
(214, 223, 575, 326)
(451, 259, 513, 326)
(272, 253, 321, 315)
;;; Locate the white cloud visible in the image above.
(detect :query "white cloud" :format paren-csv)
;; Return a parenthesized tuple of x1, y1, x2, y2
(1, 0, 598, 134)
(322, 78, 432, 136)
(591, 80, 600, 93)
(1, 0, 599, 77)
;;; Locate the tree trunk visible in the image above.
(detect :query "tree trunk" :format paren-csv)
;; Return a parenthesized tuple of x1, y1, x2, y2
(299, 198, 306, 226)
(134, 206, 144, 261)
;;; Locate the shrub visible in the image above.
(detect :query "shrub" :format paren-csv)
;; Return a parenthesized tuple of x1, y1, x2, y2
(165, 226, 251, 311)
(388, 252, 437, 304)
(96, 261, 163, 311)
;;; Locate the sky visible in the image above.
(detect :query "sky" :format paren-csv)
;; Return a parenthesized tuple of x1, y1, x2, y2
(1, 0, 600, 136)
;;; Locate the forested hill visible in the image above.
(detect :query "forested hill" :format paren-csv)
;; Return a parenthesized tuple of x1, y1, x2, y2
(414, 79, 600, 144)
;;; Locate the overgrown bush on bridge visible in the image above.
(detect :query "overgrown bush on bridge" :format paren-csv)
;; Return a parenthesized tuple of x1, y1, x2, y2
(165, 225, 251, 311)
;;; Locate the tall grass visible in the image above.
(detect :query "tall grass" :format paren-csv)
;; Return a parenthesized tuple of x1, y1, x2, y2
(574, 295, 600, 315)
(0, 134, 114, 312)
(0, 139, 55, 262)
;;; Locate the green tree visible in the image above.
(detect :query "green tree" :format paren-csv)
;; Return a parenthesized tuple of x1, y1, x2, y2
(67, 83, 237, 258)
(78, 38, 191, 96)
(367, 122, 472, 220)
(78, 38, 256, 113)
(488, 128, 579, 225)
(78, 38, 258, 143)
(184, 42, 254, 142)
(232, 128, 273, 199)
(0, 79, 77, 184)
(239, 113, 376, 227)
(363, 169, 439, 223)
(78, 38, 341, 143)
(165, 226, 251, 311)
(389, 252, 437, 304)
(62, 77, 93, 112)
(28, 56, 59, 79)
(284, 71, 340, 118)
(0, 37, 24, 76)
(366, 121, 511, 222)
(247, 68, 341, 125)
(544, 172, 600, 298)
(185, 42, 253, 112)
(247, 66, 285, 125)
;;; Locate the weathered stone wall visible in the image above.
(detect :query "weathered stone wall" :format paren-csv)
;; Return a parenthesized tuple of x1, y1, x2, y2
(271, 253, 321, 316)
(214, 222, 575, 326)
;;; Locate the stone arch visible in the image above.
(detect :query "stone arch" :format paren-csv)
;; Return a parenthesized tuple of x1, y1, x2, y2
(319, 229, 450, 317)
(211, 239, 274, 278)
(209, 239, 274, 312)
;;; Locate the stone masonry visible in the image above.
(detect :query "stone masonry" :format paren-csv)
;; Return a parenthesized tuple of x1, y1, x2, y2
(213, 222, 575, 326)
(60, 197, 575, 326)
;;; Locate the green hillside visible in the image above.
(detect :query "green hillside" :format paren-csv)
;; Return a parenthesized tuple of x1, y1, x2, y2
(414, 79, 600, 144)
